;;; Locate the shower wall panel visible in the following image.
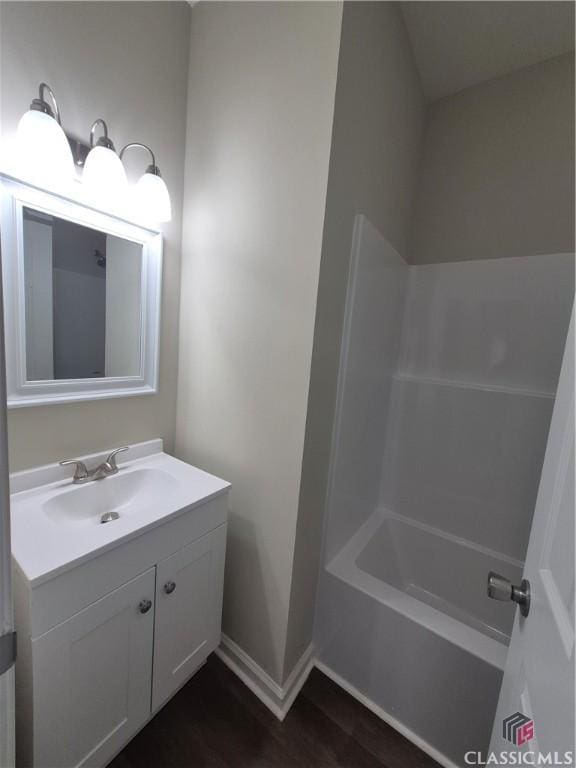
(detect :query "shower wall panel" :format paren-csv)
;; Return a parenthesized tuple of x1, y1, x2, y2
(398, 254, 574, 392)
(325, 215, 408, 561)
(380, 253, 575, 560)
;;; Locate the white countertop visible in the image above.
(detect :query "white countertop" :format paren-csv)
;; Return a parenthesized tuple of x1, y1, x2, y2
(10, 440, 230, 586)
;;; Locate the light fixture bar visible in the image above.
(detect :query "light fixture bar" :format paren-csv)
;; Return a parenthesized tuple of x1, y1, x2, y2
(14, 83, 171, 223)
(66, 135, 90, 168)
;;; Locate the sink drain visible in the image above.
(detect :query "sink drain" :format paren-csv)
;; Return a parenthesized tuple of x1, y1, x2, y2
(100, 511, 120, 524)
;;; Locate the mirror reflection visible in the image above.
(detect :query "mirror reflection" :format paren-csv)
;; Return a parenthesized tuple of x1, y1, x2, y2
(23, 207, 143, 381)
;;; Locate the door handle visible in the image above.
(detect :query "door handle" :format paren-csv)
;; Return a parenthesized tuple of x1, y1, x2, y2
(163, 580, 176, 595)
(487, 571, 531, 617)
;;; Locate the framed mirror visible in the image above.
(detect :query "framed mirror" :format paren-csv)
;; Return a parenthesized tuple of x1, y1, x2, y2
(0, 175, 162, 407)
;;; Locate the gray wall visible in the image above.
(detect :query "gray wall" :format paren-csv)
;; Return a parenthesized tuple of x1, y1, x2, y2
(0, 1, 190, 469)
(176, 1, 343, 684)
(410, 52, 575, 264)
(285, 1, 425, 676)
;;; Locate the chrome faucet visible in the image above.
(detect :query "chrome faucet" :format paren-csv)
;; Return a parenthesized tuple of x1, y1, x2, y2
(60, 447, 129, 484)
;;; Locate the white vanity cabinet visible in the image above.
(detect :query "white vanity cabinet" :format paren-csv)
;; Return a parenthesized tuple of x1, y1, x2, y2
(10, 444, 230, 768)
(30, 568, 156, 768)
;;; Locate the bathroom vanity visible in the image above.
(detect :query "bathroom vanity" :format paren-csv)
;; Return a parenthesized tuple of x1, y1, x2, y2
(10, 439, 230, 768)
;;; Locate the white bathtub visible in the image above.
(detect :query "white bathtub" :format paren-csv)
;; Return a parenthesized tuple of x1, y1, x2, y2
(359, 511, 522, 643)
(317, 509, 522, 766)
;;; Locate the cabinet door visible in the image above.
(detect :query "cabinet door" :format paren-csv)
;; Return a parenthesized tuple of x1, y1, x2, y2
(152, 524, 226, 711)
(32, 567, 155, 768)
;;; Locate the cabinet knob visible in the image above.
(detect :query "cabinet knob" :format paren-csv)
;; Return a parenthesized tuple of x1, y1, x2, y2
(138, 598, 153, 614)
(164, 580, 176, 595)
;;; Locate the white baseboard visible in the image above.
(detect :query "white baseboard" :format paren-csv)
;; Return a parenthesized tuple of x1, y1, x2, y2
(214, 634, 314, 721)
(215, 638, 458, 768)
(315, 660, 459, 768)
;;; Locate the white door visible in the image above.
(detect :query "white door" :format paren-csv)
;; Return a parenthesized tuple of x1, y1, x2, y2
(0, 484, 14, 768)
(32, 567, 155, 768)
(152, 525, 226, 712)
(488, 310, 574, 763)
(0, 254, 15, 768)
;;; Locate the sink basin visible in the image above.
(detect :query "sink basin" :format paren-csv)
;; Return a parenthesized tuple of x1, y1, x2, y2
(10, 440, 231, 586)
(43, 468, 177, 526)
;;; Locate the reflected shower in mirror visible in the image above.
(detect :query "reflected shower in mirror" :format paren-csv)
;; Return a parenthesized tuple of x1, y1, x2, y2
(22, 207, 143, 381)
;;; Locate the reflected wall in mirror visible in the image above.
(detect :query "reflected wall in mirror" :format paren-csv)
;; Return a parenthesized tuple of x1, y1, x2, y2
(23, 208, 143, 381)
(0, 175, 162, 408)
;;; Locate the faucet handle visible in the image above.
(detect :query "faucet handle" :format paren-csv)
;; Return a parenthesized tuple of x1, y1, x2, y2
(59, 459, 89, 482)
(105, 446, 129, 471)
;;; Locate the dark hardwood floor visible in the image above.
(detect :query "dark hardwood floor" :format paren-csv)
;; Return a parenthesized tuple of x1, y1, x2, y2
(109, 655, 439, 768)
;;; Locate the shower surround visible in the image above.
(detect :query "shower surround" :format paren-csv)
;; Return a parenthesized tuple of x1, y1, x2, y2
(314, 215, 574, 767)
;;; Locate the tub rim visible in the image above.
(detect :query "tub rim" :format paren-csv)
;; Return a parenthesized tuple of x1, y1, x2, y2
(326, 507, 523, 671)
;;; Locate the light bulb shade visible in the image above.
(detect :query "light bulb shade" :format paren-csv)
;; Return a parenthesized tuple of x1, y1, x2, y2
(15, 109, 75, 187)
(134, 171, 172, 223)
(82, 145, 128, 204)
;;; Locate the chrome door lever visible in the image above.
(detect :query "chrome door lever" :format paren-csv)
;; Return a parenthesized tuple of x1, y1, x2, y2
(487, 571, 531, 617)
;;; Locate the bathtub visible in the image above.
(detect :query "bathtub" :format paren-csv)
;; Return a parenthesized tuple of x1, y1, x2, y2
(316, 508, 523, 766)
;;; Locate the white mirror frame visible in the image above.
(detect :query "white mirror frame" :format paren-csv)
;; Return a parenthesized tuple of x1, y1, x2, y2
(0, 173, 162, 408)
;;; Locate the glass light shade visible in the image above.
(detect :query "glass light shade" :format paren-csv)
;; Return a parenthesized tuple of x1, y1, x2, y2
(15, 109, 75, 186)
(82, 145, 128, 204)
(134, 171, 172, 223)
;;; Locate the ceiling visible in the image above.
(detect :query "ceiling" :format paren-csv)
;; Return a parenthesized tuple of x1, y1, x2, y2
(400, 1, 575, 103)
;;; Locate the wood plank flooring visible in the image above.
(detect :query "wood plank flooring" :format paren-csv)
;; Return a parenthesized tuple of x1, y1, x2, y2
(109, 655, 440, 768)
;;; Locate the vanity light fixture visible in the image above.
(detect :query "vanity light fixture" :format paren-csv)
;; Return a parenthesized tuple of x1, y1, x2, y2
(120, 143, 172, 223)
(15, 83, 75, 186)
(82, 119, 128, 202)
(12, 84, 171, 225)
